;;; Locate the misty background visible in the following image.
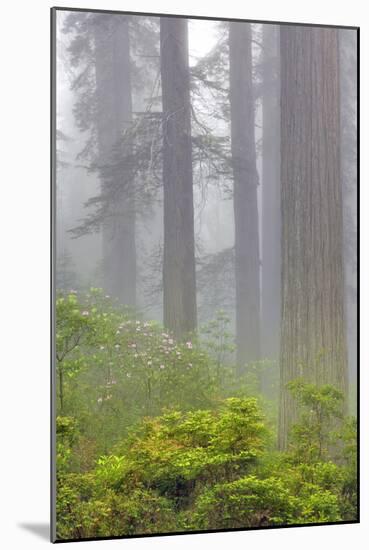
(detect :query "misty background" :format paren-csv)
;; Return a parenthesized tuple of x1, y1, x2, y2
(55, 12, 357, 405)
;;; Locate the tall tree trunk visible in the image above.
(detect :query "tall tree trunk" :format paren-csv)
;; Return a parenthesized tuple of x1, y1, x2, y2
(160, 17, 197, 339)
(261, 25, 281, 362)
(339, 29, 358, 399)
(229, 22, 260, 370)
(94, 15, 136, 307)
(278, 26, 348, 450)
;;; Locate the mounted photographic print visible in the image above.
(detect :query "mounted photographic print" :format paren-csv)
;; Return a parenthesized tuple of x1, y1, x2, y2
(51, 7, 359, 542)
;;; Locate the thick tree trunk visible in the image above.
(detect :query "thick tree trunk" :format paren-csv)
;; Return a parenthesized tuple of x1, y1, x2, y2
(261, 25, 281, 362)
(278, 26, 348, 450)
(94, 15, 136, 307)
(229, 23, 260, 370)
(160, 17, 197, 339)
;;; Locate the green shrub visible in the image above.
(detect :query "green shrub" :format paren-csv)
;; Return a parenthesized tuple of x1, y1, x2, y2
(192, 476, 298, 529)
(56, 289, 222, 452)
(110, 398, 267, 508)
(287, 380, 344, 462)
(56, 481, 176, 540)
(298, 490, 341, 523)
(54, 294, 357, 534)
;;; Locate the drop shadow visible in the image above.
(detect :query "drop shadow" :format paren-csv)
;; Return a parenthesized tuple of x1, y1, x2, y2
(18, 523, 50, 541)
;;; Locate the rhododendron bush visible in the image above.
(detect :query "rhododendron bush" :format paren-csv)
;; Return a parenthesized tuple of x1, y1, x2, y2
(55, 290, 357, 539)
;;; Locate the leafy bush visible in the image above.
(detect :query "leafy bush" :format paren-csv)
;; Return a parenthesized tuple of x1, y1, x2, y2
(298, 490, 340, 523)
(55, 292, 357, 536)
(56, 482, 176, 539)
(287, 380, 344, 462)
(112, 398, 268, 508)
(192, 476, 298, 529)
(56, 289, 221, 452)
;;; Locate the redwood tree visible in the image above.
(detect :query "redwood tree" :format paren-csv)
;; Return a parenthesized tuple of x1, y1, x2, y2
(229, 22, 260, 370)
(160, 17, 197, 339)
(93, 15, 136, 306)
(261, 24, 281, 362)
(278, 26, 348, 449)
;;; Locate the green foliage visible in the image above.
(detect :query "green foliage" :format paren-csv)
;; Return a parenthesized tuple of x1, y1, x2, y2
(288, 379, 344, 417)
(56, 415, 78, 445)
(193, 476, 298, 529)
(298, 491, 340, 523)
(56, 290, 220, 453)
(115, 398, 268, 507)
(335, 417, 358, 519)
(56, 481, 176, 540)
(56, 416, 78, 475)
(287, 379, 344, 462)
(55, 292, 357, 538)
(94, 455, 128, 489)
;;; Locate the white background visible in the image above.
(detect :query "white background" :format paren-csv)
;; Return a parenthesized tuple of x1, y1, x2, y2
(0, 0, 366, 548)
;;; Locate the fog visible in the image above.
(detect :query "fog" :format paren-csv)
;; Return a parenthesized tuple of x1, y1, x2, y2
(55, 11, 357, 406)
(53, 10, 358, 540)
